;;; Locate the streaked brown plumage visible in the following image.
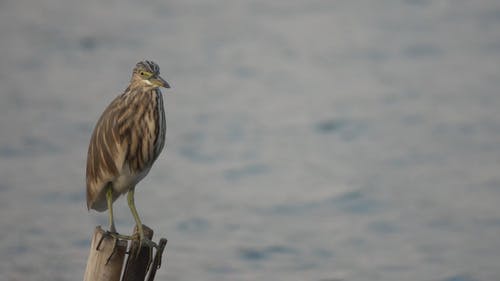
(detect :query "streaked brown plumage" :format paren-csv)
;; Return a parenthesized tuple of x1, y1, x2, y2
(86, 60, 169, 245)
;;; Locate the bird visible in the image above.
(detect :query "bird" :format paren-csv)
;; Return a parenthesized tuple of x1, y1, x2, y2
(86, 60, 170, 248)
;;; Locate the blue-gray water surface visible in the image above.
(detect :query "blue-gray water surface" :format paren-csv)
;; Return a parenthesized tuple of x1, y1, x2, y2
(1, 1, 500, 280)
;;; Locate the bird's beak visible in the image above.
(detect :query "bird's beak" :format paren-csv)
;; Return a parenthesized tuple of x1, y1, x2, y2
(151, 75, 170, 88)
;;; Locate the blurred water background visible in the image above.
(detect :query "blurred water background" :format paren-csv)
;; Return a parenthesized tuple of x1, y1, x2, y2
(1, 0, 500, 280)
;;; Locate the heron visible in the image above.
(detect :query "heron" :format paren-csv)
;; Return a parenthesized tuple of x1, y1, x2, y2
(86, 60, 170, 249)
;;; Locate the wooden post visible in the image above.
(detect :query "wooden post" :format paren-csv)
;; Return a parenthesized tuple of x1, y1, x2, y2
(83, 225, 168, 281)
(84, 226, 127, 281)
(146, 238, 168, 281)
(122, 225, 154, 281)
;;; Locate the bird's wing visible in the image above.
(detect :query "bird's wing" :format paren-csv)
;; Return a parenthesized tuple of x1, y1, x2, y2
(85, 89, 164, 211)
(86, 96, 128, 211)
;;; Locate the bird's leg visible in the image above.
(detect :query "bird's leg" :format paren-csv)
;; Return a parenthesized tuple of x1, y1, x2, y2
(103, 184, 137, 241)
(106, 184, 117, 233)
(99, 184, 137, 261)
(97, 184, 119, 251)
(97, 184, 121, 256)
(127, 187, 157, 254)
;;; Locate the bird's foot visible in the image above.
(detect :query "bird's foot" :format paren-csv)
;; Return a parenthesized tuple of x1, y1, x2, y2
(129, 233, 158, 259)
(96, 230, 133, 265)
(139, 236, 158, 249)
(104, 230, 136, 241)
(96, 230, 119, 250)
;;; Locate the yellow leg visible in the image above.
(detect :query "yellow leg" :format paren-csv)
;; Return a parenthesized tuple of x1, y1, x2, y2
(127, 187, 158, 253)
(106, 184, 116, 233)
(127, 187, 145, 244)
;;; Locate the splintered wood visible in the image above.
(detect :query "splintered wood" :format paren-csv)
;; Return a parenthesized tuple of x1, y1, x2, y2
(83, 225, 167, 281)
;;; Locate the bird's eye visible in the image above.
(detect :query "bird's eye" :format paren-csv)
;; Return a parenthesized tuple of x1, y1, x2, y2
(140, 71, 145, 76)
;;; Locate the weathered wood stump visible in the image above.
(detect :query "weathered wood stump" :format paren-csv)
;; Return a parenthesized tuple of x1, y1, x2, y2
(83, 225, 167, 281)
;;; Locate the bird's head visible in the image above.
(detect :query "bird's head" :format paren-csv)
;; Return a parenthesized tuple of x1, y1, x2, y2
(131, 60, 170, 90)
